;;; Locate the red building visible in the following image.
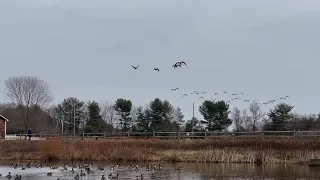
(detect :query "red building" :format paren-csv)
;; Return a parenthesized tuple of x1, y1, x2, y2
(0, 114, 9, 139)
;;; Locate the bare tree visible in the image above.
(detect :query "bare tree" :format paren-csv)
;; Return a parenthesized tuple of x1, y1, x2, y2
(130, 106, 138, 130)
(232, 107, 243, 132)
(249, 101, 265, 131)
(45, 105, 60, 131)
(241, 108, 252, 131)
(4, 76, 54, 134)
(100, 100, 116, 125)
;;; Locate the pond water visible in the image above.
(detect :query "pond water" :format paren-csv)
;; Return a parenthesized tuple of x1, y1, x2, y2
(0, 161, 319, 180)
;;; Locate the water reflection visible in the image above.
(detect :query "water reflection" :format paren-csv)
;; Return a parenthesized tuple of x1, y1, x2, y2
(0, 161, 319, 179)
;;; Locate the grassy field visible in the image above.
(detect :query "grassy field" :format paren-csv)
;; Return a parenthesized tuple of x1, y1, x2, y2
(0, 138, 320, 164)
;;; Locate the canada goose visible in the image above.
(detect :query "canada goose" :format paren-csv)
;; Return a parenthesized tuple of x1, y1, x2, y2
(214, 93, 218, 95)
(182, 94, 188, 97)
(201, 92, 206, 94)
(80, 170, 86, 176)
(199, 96, 204, 99)
(191, 91, 197, 94)
(131, 65, 139, 69)
(101, 175, 106, 180)
(47, 172, 52, 176)
(243, 100, 249, 102)
(171, 88, 179, 91)
(0, 173, 2, 177)
(172, 63, 181, 68)
(176, 166, 182, 172)
(136, 173, 144, 179)
(21, 165, 25, 170)
(14, 174, 21, 180)
(154, 68, 159, 71)
(232, 93, 237, 96)
(71, 168, 75, 174)
(50, 166, 59, 169)
(74, 174, 80, 180)
(6, 172, 12, 179)
(223, 91, 227, 94)
(179, 61, 187, 66)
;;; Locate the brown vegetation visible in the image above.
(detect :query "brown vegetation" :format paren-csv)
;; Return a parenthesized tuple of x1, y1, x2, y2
(0, 138, 320, 164)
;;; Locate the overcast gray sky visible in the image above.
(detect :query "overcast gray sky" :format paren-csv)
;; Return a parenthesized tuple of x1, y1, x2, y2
(1, 0, 320, 120)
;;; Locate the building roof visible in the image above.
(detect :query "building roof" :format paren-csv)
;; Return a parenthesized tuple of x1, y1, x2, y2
(0, 114, 9, 121)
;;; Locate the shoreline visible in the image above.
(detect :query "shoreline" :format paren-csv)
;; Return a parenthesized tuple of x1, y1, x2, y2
(0, 139, 319, 164)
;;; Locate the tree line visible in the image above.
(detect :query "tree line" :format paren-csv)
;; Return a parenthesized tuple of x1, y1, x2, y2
(1, 76, 319, 134)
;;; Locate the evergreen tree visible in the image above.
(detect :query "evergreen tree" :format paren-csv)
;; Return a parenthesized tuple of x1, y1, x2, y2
(199, 100, 232, 131)
(85, 101, 105, 133)
(135, 106, 149, 132)
(146, 98, 175, 132)
(55, 97, 85, 134)
(114, 98, 132, 131)
(265, 103, 294, 131)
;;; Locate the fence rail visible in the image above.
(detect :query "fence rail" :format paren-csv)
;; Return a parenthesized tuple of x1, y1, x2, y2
(4, 131, 320, 140)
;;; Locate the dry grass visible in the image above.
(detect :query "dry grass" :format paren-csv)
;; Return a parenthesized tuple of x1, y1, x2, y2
(0, 138, 320, 164)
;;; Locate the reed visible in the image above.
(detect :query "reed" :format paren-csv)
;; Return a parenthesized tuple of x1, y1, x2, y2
(0, 138, 319, 163)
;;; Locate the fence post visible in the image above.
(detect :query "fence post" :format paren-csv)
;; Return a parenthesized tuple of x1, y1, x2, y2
(40, 132, 43, 139)
(232, 132, 235, 140)
(19, 132, 22, 140)
(178, 130, 180, 140)
(127, 131, 130, 138)
(104, 132, 106, 139)
(153, 131, 155, 138)
(204, 130, 207, 140)
(82, 131, 84, 140)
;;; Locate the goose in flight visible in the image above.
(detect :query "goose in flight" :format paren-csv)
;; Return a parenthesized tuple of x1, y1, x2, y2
(179, 61, 187, 66)
(243, 100, 249, 102)
(182, 93, 188, 97)
(240, 92, 244, 95)
(172, 63, 181, 69)
(232, 97, 240, 100)
(231, 93, 237, 96)
(226, 101, 231, 104)
(131, 65, 139, 69)
(199, 96, 204, 99)
(223, 91, 227, 94)
(154, 68, 160, 71)
(214, 92, 219, 95)
(171, 88, 179, 91)
(201, 92, 207, 94)
(172, 61, 187, 68)
(191, 91, 197, 94)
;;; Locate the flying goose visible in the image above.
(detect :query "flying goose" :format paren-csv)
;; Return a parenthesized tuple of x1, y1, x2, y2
(131, 65, 139, 69)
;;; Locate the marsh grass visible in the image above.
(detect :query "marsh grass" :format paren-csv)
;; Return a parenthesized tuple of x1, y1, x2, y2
(0, 138, 320, 163)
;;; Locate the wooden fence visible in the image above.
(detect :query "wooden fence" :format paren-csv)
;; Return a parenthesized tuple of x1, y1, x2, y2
(5, 131, 320, 140)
